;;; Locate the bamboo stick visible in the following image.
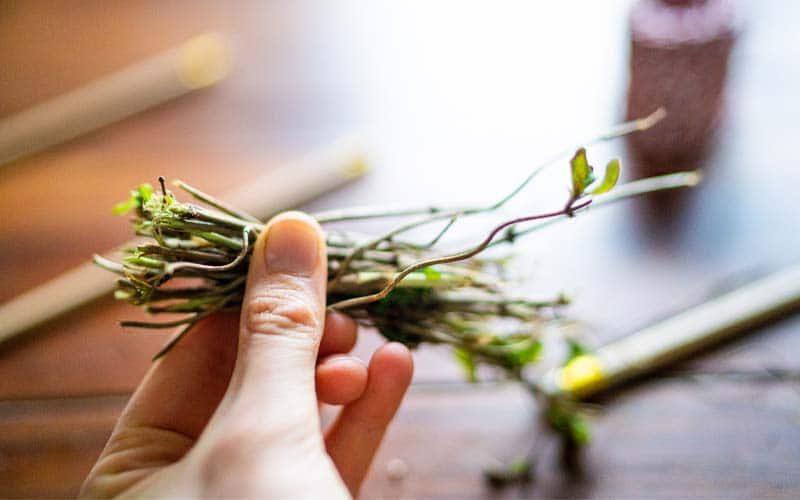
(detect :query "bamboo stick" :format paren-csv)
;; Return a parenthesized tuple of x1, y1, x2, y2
(0, 33, 231, 166)
(538, 263, 800, 399)
(0, 137, 369, 346)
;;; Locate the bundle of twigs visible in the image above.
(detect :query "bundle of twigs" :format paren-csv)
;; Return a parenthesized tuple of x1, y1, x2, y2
(95, 110, 700, 445)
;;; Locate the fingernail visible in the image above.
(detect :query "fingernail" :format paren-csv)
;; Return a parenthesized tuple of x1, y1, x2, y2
(264, 215, 320, 276)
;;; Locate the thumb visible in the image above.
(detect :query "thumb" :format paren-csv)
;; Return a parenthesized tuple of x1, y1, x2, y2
(225, 211, 327, 429)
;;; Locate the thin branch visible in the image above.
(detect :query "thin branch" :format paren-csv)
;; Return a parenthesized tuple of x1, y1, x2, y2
(163, 226, 253, 275)
(137, 245, 232, 264)
(419, 213, 462, 249)
(486, 170, 702, 249)
(314, 204, 461, 223)
(324, 111, 668, 284)
(121, 291, 239, 329)
(174, 179, 262, 224)
(329, 200, 592, 310)
(152, 323, 194, 361)
(311, 109, 667, 225)
(93, 254, 126, 274)
(326, 212, 459, 291)
(485, 108, 666, 211)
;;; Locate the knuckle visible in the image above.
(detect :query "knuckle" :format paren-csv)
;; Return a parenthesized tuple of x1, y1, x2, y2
(244, 277, 321, 339)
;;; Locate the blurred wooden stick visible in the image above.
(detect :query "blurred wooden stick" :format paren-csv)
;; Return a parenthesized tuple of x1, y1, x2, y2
(0, 137, 369, 347)
(538, 262, 800, 399)
(0, 33, 232, 166)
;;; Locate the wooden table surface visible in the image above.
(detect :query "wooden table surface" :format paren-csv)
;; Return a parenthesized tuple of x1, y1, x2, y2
(1, 1, 799, 498)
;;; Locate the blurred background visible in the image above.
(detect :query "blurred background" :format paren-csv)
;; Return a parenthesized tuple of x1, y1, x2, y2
(1, 1, 799, 498)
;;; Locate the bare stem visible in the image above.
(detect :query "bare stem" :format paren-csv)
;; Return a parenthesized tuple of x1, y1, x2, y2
(329, 200, 592, 310)
(323, 110, 668, 285)
(313, 204, 462, 223)
(312, 109, 666, 226)
(489, 108, 665, 210)
(163, 226, 253, 275)
(487, 170, 702, 249)
(175, 179, 263, 224)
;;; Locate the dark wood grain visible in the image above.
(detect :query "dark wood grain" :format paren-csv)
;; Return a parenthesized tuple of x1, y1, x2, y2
(1, 1, 799, 498)
(0, 396, 124, 498)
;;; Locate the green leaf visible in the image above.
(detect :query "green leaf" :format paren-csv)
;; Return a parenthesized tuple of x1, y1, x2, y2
(453, 347, 477, 383)
(570, 148, 595, 197)
(508, 339, 542, 366)
(591, 158, 620, 195)
(421, 266, 442, 282)
(112, 197, 139, 215)
(112, 184, 153, 215)
(137, 183, 153, 203)
(567, 414, 591, 445)
(546, 402, 592, 446)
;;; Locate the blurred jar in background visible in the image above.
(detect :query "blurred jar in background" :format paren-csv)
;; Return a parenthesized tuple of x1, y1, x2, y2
(625, 0, 739, 175)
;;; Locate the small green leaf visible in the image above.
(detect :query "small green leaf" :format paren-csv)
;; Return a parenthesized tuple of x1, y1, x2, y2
(546, 402, 592, 446)
(567, 414, 591, 445)
(591, 158, 620, 195)
(421, 266, 442, 282)
(137, 183, 153, 203)
(112, 198, 139, 215)
(112, 184, 153, 215)
(508, 339, 542, 366)
(570, 148, 595, 197)
(453, 347, 477, 383)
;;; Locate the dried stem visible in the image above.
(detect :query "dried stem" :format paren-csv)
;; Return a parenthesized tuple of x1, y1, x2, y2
(323, 109, 667, 286)
(97, 110, 695, 448)
(487, 170, 702, 249)
(312, 107, 666, 224)
(174, 179, 262, 224)
(328, 200, 592, 310)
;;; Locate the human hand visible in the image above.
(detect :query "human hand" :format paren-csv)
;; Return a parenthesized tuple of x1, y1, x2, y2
(80, 212, 414, 499)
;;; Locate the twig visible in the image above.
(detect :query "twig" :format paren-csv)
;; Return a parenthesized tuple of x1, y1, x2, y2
(329, 200, 592, 310)
(487, 170, 702, 248)
(311, 108, 667, 225)
(323, 109, 668, 284)
(175, 180, 262, 224)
